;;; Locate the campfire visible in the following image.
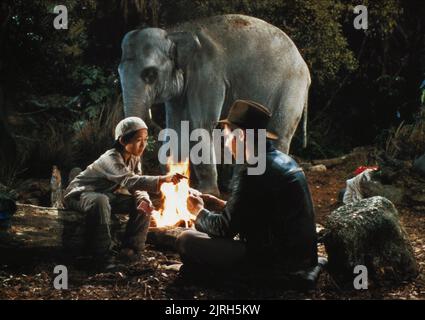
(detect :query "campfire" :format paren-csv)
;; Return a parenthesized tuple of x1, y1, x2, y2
(151, 160, 196, 228)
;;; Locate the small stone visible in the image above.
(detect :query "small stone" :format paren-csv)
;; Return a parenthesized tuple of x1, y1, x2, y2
(309, 164, 327, 172)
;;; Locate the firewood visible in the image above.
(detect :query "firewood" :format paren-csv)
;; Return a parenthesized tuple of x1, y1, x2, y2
(312, 155, 348, 168)
(146, 226, 189, 250)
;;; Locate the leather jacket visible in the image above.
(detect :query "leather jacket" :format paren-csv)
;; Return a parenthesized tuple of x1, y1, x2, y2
(195, 141, 318, 271)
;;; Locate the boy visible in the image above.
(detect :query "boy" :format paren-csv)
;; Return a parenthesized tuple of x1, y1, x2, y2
(64, 117, 182, 269)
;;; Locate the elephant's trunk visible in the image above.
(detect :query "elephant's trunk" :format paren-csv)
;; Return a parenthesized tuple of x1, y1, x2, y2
(122, 92, 165, 133)
(119, 64, 155, 122)
(121, 82, 154, 123)
(123, 97, 149, 120)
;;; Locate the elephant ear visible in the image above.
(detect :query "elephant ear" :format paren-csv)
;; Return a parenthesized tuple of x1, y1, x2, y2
(167, 31, 201, 70)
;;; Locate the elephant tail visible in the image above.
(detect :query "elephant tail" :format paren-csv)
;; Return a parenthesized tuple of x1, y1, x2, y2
(302, 88, 309, 149)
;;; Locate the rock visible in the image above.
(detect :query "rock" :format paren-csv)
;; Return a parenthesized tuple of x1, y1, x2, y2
(324, 196, 418, 284)
(362, 152, 425, 213)
(309, 164, 327, 172)
(413, 153, 425, 177)
(361, 180, 404, 205)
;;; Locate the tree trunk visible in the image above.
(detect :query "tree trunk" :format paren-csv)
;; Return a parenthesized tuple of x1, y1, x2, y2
(0, 203, 188, 252)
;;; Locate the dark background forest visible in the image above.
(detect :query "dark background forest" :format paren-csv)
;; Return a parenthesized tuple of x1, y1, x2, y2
(0, 0, 424, 186)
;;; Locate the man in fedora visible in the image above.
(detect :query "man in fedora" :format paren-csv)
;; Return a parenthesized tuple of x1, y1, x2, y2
(177, 99, 319, 284)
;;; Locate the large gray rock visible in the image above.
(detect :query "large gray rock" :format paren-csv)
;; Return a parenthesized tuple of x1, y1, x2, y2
(324, 196, 418, 284)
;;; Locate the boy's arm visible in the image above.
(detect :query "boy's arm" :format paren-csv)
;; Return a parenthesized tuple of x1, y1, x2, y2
(111, 164, 161, 194)
(94, 153, 161, 193)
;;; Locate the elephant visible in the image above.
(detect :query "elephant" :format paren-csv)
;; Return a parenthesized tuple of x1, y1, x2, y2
(118, 14, 310, 195)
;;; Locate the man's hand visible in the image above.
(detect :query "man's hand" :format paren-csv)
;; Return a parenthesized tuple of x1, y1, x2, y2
(201, 193, 227, 211)
(189, 187, 202, 197)
(187, 194, 204, 216)
(160, 173, 186, 185)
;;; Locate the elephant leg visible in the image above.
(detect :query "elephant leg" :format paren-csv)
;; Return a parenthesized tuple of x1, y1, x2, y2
(269, 78, 310, 154)
(189, 136, 220, 196)
(163, 100, 220, 195)
(163, 100, 187, 163)
(185, 82, 225, 196)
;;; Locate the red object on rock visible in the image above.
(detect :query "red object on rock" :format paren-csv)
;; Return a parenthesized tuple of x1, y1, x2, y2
(354, 166, 379, 176)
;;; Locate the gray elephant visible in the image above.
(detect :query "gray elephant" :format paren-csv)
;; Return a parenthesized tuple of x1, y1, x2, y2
(118, 14, 310, 195)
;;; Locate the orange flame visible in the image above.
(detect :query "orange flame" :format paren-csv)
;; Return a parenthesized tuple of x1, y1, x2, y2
(152, 159, 196, 227)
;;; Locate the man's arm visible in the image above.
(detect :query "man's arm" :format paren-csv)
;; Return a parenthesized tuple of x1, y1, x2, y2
(201, 193, 227, 211)
(191, 168, 248, 238)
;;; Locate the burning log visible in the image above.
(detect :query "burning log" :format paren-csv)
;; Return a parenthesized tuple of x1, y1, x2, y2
(146, 226, 189, 250)
(152, 160, 196, 227)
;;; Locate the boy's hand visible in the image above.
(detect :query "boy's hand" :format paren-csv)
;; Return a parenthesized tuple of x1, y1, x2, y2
(161, 173, 187, 185)
(138, 199, 154, 214)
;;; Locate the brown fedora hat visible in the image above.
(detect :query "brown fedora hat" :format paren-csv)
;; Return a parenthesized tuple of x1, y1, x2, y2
(218, 99, 278, 140)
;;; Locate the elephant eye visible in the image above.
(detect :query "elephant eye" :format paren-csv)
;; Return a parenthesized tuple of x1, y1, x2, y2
(141, 67, 158, 84)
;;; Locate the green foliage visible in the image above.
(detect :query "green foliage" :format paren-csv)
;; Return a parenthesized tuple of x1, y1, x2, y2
(71, 65, 118, 118)
(375, 75, 406, 98)
(146, 135, 157, 153)
(384, 108, 425, 160)
(0, 163, 25, 192)
(5, 0, 97, 94)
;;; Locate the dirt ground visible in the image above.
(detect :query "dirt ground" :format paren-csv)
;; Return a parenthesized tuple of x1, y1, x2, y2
(1, 160, 424, 300)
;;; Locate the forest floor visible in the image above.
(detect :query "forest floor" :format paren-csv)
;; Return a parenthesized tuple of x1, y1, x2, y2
(1, 158, 425, 300)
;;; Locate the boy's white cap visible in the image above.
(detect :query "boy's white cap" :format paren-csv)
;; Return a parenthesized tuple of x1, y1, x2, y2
(115, 117, 148, 140)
